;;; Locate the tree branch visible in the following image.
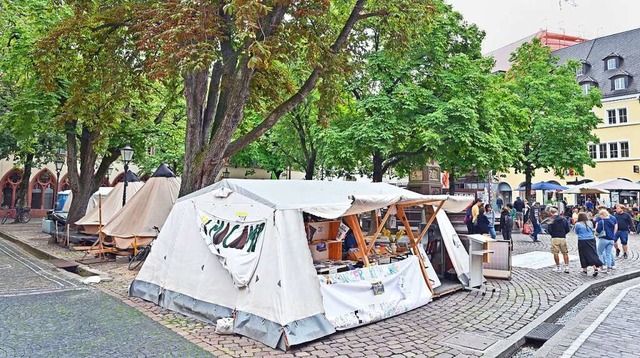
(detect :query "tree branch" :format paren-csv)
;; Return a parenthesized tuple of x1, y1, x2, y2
(382, 145, 428, 172)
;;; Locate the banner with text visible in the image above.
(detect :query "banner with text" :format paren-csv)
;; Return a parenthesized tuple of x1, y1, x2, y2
(197, 210, 267, 287)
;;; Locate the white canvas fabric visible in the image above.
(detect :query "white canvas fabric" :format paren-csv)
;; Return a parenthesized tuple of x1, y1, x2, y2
(132, 179, 472, 348)
(435, 208, 470, 286)
(75, 181, 144, 233)
(102, 176, 180, 244)
(86, 187, 114, 213)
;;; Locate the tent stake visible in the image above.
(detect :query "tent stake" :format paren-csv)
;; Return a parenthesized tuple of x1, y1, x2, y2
(396, 206, 433, 294)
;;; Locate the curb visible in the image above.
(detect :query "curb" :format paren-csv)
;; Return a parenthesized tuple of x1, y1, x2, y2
(482, 268, 640, 358)
(0, 230, 112, 280)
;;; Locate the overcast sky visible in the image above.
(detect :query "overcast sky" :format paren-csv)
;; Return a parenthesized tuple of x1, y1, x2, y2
(448, 0, 640, 53)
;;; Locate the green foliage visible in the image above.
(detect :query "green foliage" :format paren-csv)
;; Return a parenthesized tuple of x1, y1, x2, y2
(504, 38, 602, 178)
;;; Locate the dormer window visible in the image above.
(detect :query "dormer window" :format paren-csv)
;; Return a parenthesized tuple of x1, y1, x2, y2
(614, 77, 627, 90)
(603, 53, 622, 70)
(581, 83, 590, 94)
(576, 61, 590, 76)
(579, 77, 598, 94)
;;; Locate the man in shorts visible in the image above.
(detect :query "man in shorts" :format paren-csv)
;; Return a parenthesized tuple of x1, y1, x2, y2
(614, 204, 633, 259)
(513, 197, 525, 229)
(547, 207, 571, 272)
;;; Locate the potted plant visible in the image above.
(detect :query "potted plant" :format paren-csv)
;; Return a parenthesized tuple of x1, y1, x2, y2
(383, 228, 405, 253)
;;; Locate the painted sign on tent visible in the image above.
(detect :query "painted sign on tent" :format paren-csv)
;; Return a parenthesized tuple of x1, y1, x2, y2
(197, 210, 267, 287)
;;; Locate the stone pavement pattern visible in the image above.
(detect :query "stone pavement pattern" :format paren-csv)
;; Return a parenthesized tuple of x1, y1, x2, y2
(3, 223, 640, 357)
(536, 276, 640, 358)
(0, 236, 209, 358)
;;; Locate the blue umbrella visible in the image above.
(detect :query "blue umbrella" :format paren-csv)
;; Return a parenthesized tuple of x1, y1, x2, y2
(516, 181, 569, 191)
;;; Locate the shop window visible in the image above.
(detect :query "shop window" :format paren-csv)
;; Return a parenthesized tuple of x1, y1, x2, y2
(30, 169, 55, 210)
(0, 169, 23, 208)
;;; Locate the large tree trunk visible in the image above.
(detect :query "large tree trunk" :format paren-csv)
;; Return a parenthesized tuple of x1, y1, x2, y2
(448, 170, 456, 195)
(65, 122, 118, 224)
(178, 0, 367, 196)
(372, 151, 384, 183)
(304, 151, 317, 180)
(524, 164, 533, 203)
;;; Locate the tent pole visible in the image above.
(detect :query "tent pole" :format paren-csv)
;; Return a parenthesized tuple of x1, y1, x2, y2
(344, 215, 370, 267)
(365, 205, 395, 254)
(396, 206, 433, 294)
(415, 201, 446, 242)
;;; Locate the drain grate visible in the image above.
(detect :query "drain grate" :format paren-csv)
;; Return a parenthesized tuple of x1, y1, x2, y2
(525, 322, 564, 342)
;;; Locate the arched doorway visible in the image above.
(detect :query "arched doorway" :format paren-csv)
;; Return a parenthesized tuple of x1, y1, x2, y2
(1, 169, 23, 208)
(497, 182, 512, 206)
(29, 169, 56, 210)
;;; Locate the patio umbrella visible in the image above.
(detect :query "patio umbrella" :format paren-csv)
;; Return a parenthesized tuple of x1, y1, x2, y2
(563, 184, 609, 195)
(587, 178, 640, 191)
(516, 181, 569, 191)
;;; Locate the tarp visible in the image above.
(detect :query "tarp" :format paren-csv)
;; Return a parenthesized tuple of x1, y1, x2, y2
(563, 183, 610, 194)
(180, 179, 471, 217)
(435, 209, 470, 286)
(102, 165, 180, 246)
(75, 181, 144, 234)
(586, 178, 640, 191)
(130, 180, 472, 350)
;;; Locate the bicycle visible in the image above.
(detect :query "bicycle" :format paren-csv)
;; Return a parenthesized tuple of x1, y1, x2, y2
(1, 205, 32, 224)
(128, 226, 159, 270)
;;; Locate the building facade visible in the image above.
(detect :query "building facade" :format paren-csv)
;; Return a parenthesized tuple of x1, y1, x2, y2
(497, 28, 640, 205)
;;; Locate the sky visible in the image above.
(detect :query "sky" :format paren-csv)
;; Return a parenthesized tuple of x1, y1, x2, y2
(447, 0, 640, 53)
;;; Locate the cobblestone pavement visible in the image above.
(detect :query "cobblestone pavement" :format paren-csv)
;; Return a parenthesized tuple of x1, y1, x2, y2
(3, 223, 640, 357)
(536, 276, 640, 358)
(0, 233, 209, 357)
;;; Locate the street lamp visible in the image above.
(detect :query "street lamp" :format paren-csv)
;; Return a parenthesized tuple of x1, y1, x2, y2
(120, 144, 134, 206)
(54, 156, 65, 211)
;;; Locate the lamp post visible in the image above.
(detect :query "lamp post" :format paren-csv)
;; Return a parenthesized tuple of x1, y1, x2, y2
(120, 144, 134, 206)
(53, 156, 65, 211)
(222, 168, 230, 179)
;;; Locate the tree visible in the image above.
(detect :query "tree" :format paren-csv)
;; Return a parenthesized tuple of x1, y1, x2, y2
(504, 38, 601, 202)
(127, 0, 438, 195)
(35, 2, 183, 223)
(0, 0, 67, 212)
(326, 0, 516, 185)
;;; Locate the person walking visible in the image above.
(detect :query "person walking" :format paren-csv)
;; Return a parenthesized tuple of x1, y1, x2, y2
(500, 205, 514, 242)
(548, 207, 571, 273)
(464, 199, 478, 234)
(476, 206, 490, 236)
(472, 200, 484, 234)
(496, 196, 504, 211)
(526, 201, 542, 242)
(595, 209, 617, 273)
(513, 197, 525, 229)
(485, 204, 497, 240)
(574, 212, 603, 276)
(613, 204, 633, 259)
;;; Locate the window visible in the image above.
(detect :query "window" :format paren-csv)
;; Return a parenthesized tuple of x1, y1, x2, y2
(607, 109, 617, 124)
(599, 143, 607, 158)
(614, 77, 627, 90)
(146, 146, 156, 156)
(582, 83, 590, 94)
(618, 108, 628, 123)
(620, 142, 630, 157)
(610, 143, 618, 158)
(576, 65, 584, 76)
(588, 144, 597, 159)
(606, 57, 618, 70)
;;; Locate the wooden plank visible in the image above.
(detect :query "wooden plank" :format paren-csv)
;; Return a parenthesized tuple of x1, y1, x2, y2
(72, 246, 95, 251)
(365, 205, 395, 255)
(396, 206, 433, 294)
(344, 214, 370, 267)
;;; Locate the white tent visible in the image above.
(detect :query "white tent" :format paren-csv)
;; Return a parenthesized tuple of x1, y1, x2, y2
(75, 181, 144, 234)
(130, 179, 471, 350)
(61, 187, 113, 213)
(102, 164, 180, 249)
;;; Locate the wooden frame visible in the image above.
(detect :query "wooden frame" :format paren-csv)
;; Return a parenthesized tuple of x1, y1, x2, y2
(341, 199, 449, 295)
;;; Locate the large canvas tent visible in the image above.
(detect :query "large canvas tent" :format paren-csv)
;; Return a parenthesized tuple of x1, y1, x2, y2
(75, 180, 144, 234)
(130, 179, 471, 350)
(102, 164, 180, 249)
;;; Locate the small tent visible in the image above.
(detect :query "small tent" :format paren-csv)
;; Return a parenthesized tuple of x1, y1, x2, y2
(75, 177, 144, 234)
(102, 164, 180, 249)
(61, 187, 113, 213)
(130, 179, 471, 350)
